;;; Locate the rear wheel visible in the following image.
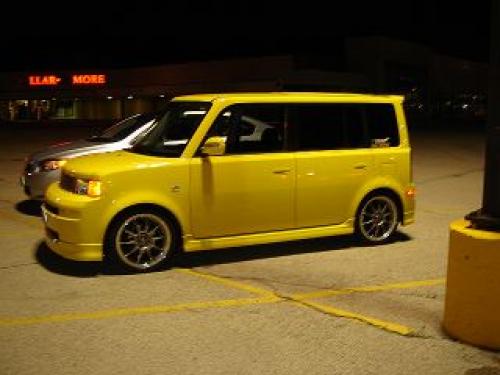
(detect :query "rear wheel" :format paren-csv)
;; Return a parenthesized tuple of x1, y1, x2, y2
(106, 208, 178, 272)
(355, 195, 398, 244)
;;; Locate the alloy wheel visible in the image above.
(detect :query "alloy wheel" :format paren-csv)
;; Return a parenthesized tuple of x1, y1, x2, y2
(358, 196, 398, 242)
(115, 213, 172, 270)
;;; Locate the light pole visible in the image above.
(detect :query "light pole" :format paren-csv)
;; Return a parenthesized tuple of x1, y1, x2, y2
(443, 2, 500, 350)
(466, 0, 500, 230)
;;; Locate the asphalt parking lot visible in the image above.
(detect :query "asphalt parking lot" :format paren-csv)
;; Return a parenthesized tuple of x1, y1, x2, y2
(1, 125, 499, 375)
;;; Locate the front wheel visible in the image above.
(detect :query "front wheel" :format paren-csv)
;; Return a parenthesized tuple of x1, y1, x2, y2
(355, 195, 399, 244)
(106, 209, 179, 272)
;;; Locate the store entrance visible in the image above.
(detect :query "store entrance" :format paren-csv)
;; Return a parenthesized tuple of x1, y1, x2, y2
(1, 96, 163, 122)
(6, 99, 74, 121)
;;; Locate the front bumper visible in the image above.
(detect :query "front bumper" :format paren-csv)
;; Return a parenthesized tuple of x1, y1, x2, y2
(42, 184, 104, 261)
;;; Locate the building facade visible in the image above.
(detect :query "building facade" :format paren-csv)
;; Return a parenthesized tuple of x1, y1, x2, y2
(0, 38, 488, 125)
(0, 56, 367, 122)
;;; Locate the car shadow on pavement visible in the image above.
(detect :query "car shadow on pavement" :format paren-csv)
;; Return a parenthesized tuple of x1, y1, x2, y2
(15, 200, 42, 217)
(175, 231, 412, 269)
(34, 232, 412, 277)
(35, 241, 102, 277)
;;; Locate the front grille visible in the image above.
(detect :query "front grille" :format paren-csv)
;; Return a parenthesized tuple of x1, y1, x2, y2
(60, 172, 76, 193)
(44, 203, 59, 216)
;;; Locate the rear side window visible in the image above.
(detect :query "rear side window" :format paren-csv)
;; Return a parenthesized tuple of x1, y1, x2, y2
(343, 105, 367, 148)
(290, 105, 344, 150)
(365, 104, 400, 147)
(289, 104, 367, 151)
(289, 103, 400, 151)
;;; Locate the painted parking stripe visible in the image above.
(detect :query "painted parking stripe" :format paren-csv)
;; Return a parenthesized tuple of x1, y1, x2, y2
(0, 296, 280, 327)
(177, 268, 276, 297)
(180, 268, 418, 336)
(291, 278, 445, 301)
(298, 299, 414, 335)
(0, 271, 441, 334)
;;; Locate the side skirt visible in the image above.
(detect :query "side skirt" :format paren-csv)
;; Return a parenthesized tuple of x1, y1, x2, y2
(183, 220, 354, 252)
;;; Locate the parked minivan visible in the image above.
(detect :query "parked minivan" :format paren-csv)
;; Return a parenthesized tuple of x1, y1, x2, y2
(42, 93, 415, 272)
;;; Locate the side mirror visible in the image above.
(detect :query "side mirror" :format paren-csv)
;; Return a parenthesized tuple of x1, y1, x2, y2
(200, 136, 226, 156)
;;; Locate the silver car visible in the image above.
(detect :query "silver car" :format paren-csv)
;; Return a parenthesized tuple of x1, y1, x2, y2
(21, 112, 157, 199)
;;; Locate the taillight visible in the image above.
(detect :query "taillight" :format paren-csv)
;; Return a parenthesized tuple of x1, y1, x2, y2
(405, 186, 416, 198)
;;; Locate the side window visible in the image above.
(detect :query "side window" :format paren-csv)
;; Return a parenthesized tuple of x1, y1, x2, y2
(239, 120, 256, 136)
(343, 105, 368, 148)
(209, 109, 231, 137)
(209, 104, 285, 154)
(365, 104, 400, 147)
(289, 104, 344, 151)
(289, 104, 368, 151)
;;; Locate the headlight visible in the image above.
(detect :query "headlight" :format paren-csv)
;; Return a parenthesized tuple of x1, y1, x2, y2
(40, 159, 67, 171)
(75, 179, 102, 197)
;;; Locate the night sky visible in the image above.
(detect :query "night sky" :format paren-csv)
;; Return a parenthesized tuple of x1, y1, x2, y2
(1, 0, 491, 72)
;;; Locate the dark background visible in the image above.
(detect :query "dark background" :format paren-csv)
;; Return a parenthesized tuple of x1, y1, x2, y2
(0, 0, 491, 71)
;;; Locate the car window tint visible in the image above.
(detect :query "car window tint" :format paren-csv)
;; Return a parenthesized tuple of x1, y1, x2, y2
(343, 105, 368, 148)
(210, 104, 286, 154)
(289, 103, 399, 150)
(290, 104, 344, 150)
(365, 104, 400, 147)
(289, 104, 345, 151)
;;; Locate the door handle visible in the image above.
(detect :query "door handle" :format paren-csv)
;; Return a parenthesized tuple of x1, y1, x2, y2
(273, 169, 291, 174)
(354, 164, 367, 170)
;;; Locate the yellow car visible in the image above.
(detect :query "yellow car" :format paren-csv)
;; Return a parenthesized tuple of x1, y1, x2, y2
(42, 93, 415, 272)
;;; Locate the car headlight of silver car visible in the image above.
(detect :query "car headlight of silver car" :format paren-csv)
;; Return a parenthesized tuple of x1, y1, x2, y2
(40, 159, 67, 171)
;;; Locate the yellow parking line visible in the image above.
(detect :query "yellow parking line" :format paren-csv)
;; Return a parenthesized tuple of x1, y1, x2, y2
(291, 278, 445, 301)
(298, 299, 414, 335)
(0, 270, 442, 335)
(0, 296, 280, 327)
(178, 268, 418, 336)
(177, 268, 276, 297)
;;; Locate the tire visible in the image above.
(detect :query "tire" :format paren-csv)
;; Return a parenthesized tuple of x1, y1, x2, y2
(105, 208, 179, 273)
(355, 195, 399, 244)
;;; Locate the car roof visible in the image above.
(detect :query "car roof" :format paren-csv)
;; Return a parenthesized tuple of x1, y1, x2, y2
(173, 92, 404, 104)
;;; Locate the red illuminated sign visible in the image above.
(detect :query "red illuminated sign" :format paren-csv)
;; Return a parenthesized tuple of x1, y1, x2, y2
(72, 74, 106, 85)
(28, 74, 107, 87)
(29, 75, 62, 86)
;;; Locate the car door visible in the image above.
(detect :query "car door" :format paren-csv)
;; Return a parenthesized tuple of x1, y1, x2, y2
(190, 104, 295, 239)
(291, 103, 374, 228)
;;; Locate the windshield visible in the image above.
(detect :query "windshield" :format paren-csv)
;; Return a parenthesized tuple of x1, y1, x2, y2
(130, 101, 211, 157)
(87, 112, 157, 142)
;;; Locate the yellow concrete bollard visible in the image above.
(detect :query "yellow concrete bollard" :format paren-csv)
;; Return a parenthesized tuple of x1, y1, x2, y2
(443, 219, 500, 350)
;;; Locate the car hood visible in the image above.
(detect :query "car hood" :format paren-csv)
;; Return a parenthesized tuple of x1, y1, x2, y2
(62, 150, 180, 180)
(28, 139, 120, 162)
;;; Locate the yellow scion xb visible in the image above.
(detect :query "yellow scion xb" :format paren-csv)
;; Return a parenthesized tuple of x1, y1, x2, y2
(42, 93, 415, 272)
